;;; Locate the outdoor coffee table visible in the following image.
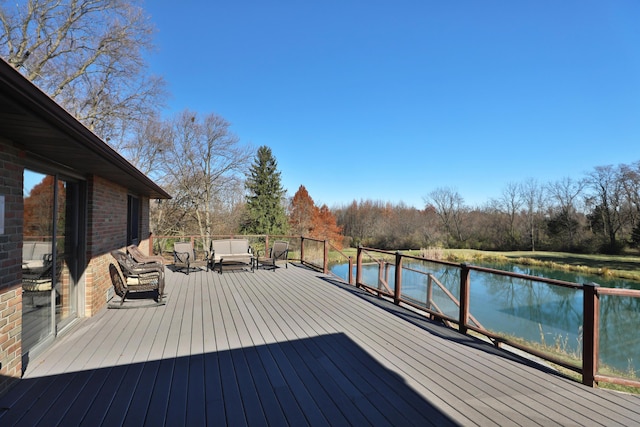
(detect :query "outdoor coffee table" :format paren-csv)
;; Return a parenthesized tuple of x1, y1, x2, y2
(216, 255, 255, 274)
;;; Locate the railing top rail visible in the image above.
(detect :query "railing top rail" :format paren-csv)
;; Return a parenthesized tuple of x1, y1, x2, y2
(328, 242, 350, 260)
(597, 287, 640, 297)
(468, 264, 583, 289)
(360, 246, 583, 290)
(301, 236, 325, 244)
(400, 252, 461, 268)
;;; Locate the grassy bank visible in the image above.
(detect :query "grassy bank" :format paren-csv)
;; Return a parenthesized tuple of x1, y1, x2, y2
(438, 249, 640, 283)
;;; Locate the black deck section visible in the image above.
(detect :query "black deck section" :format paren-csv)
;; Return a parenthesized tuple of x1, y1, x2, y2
(1, 263, 639, 426)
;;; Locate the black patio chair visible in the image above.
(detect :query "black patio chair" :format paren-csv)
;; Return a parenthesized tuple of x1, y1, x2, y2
(257, 240, 289, 271)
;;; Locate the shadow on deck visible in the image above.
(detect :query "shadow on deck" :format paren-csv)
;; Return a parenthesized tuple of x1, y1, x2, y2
(0, 333, 454, 426)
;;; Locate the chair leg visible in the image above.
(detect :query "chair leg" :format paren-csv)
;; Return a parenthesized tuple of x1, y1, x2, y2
(120, 290, 129, 306)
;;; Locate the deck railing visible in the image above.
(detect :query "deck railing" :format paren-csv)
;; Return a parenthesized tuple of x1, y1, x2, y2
(299, 236, 353, 283)
(149, 233, 301, 261)
(146, 234, 640, 389)
(352, 245, 640, 390)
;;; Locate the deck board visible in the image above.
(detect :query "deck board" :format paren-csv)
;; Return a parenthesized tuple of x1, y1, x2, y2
(1, 263, 639, 426)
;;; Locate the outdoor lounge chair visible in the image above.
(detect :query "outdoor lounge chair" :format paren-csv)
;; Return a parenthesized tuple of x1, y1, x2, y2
(127, 244, 165, 265)
(257, 240, 289, 271)
(172, 241, 209, 275)
(22, 241, 53, 289)
(110, 250, 165, 307)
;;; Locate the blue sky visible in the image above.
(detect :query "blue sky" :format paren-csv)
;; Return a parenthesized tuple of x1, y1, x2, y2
(144, 1, 640, 208)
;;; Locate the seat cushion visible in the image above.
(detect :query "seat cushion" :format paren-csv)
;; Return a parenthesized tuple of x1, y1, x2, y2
(23, 278, 52, 292)
(23, 259, 48, 271)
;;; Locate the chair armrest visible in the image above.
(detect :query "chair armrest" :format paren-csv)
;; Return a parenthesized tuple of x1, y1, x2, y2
(173, 251, 191, 263)
(128, 264, 164, 275)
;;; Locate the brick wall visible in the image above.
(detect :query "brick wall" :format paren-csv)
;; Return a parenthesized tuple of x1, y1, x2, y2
(0, 140, 24, 396)
(85, 176, 150, 316)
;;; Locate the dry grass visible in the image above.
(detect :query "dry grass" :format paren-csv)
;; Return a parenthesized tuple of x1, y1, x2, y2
(441, 249, 640, 282)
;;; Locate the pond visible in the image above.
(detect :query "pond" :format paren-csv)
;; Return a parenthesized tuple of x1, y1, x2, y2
(330, 260, 640, 377)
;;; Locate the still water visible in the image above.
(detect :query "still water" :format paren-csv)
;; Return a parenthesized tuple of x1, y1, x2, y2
(331, 261, 640, 376)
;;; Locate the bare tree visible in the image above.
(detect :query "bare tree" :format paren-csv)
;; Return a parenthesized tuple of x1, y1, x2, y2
(425, 187, 466, 245)
(124, 114, 171, 177)
(0, 0, 165, 148)
(620, 161, 640, 234)
(519, 178, 547, 251)
(546, 177, 586, 248)
(155, 111, 253, 250)
(496, 182, 524, 248)
(585, 165, 625, 252)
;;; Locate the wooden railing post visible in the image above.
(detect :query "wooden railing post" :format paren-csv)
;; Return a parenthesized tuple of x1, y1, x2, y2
(323, 240, 329, 274)
(459, 263, 470, 334)
(394, 251, 403, 305)
(148, 232, 154, 256)
(300, 236, 305, 264)
(356, 246, 363, 288)
(426, 274, 433, 311)
(265, 234, 269, 256)
(348, 256, 353, 285)
(583, 282, 600, 387)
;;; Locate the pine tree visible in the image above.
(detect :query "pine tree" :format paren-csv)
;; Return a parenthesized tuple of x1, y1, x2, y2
(240, 146, 288, 235)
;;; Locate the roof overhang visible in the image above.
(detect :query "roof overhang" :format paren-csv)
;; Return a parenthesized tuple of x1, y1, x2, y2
(0, 59, 171, 199)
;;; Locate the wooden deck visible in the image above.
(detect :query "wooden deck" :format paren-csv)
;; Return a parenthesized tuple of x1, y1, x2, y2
(1, 263, 639, 426)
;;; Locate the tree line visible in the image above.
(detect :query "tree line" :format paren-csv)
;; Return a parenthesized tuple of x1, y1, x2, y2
(334, 161, 640, 254)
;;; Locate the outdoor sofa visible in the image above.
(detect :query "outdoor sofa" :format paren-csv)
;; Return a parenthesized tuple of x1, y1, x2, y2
(210, 238, 253, 274)
(22, 241, 53, 291)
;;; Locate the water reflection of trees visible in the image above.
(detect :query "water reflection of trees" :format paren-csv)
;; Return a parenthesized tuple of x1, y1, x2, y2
(401, 261, 583, 354)
(599, 294, 640, 375)
(479, 271, 581, 340)
(24, 175, 65, 238)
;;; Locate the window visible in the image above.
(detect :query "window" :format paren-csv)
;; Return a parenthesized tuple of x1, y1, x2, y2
(127, 195, 140, 245)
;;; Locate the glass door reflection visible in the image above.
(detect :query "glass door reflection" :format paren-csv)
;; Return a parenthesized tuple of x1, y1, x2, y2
(23, 170, 81, 356)
(22, 170, 55, 354)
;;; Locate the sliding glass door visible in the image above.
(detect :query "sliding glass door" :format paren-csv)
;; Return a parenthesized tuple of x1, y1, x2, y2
(23, 169, 84, 356)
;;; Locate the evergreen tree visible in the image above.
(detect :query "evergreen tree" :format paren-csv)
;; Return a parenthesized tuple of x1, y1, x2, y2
(241, 146, 288, 234)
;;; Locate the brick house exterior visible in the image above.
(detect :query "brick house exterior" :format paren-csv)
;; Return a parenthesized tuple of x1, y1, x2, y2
(0, 60, 170, 396)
